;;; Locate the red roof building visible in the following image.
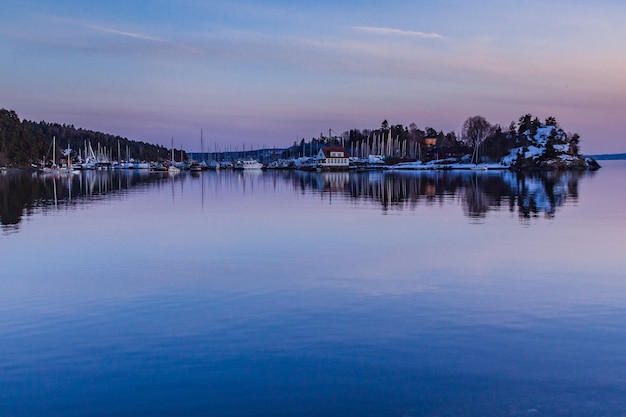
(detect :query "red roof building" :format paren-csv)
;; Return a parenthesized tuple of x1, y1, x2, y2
(317, 147, 349, 169)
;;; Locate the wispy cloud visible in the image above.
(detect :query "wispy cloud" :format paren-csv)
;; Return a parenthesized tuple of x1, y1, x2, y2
(85, 24, 168, 43)
(84, 23, 203, 54)
(353, 26, 444, 39)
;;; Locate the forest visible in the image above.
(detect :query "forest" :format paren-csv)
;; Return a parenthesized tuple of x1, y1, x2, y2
(0, 109, 172, 167)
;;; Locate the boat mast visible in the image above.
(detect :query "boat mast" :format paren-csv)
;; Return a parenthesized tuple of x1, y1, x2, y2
(200, 128, 204, 162)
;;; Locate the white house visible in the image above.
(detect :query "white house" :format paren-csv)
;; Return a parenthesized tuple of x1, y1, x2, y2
(317, 147, 350, 170)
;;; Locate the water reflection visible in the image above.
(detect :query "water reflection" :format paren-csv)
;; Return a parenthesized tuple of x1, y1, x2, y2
(0, 170, 181, 231)
(0, 169, 592, 232)
(286, 169, 588, 218)
(0, 165, 623, 417)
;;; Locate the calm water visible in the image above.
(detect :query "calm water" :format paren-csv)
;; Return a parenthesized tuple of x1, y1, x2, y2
(1, 162, 625, 416)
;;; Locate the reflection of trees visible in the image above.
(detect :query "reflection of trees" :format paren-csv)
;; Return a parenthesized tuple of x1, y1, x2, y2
(284, 170, 586, 219)
(511, 171, 583, 218)
(462, 175, 491, 219)
(0, 172, 41, 227)
(348, 171, 465, 212)
(1, 168, 589, 232)
(0, 171, 177, 232)
(237, 170, 585, 219)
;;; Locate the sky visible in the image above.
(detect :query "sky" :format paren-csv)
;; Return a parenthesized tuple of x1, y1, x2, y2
(1, 0, 625, 154)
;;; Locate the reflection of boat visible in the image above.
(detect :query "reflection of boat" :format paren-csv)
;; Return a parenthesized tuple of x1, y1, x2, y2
(235, 159, 263, 170)
(57, 167, 80, 174)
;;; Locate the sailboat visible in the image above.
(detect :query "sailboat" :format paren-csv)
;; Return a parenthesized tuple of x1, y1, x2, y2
(75, 141, 97, 170)
(189, 133, 203, 171)
(190, 129, 208, 171)
(168, 137, 181, 173)
(40, 136, 61, 173)
(58, 142, 79, 173)
(40, 136, 79, 174)
(470, 139, 488, 171)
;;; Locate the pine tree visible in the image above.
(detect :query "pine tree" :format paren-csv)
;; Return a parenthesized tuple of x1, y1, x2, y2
(570, 133, 580, 155)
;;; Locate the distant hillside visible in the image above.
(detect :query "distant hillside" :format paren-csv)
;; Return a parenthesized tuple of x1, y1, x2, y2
(0, 108, 177, 167)
(586, 153, 626, 160)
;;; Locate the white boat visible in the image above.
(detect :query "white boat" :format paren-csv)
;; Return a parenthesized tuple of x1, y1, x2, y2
(266, 159, 292, 169)
(131, 162, 151, 169)
(470, 164, 488, 171)
(75, 141, 98, 170)
(207, 160, 221, 170)
(235, 159, 263, 170)
(77, 162, 97, 170)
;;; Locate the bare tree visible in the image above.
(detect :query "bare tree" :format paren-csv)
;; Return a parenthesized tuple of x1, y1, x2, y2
(461, 115, 492, 163)
(462, 116, 491, 147)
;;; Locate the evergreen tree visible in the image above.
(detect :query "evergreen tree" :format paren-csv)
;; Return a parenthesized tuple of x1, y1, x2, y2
(544, 129, 558, 159)
(570, 133, 580, 155)
(518, 114, 533, 134)
(545, 116, 559, 127)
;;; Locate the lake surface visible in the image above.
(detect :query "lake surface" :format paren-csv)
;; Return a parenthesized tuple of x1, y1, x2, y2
(1, 162, 625, 416)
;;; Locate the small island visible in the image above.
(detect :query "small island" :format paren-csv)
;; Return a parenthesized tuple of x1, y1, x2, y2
(491, 115, 600, 170)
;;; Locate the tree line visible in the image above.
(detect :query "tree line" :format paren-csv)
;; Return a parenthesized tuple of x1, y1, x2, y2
(284, 114, 583, 163)
(1, 107, 583, 167)
(0, 109, 173, 167)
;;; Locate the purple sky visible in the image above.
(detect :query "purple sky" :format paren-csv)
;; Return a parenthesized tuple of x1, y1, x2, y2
(2, 0, 625, 154)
